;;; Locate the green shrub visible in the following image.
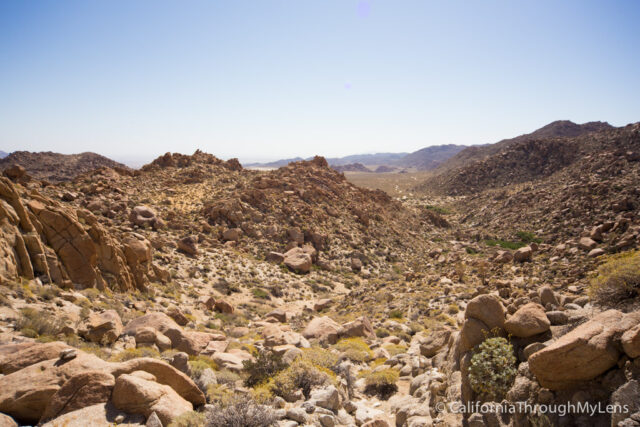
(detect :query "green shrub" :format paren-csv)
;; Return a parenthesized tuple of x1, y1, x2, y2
(242, 350, 286, 387)
(300, 346, 339, 370)
(389, 309, 403, 319)
(515, 231, 542, 243)
(362, 368, 399, 399)
(110, 347, 160, 362)
(375, 327, 391, 338)
(251, 288, 270, 300)
(168, 411, 206, 427)
(383, 343, 407, 357)
(590, 250, 640, 304)
(215, 369, 241, 387)
(189, 355, 218, 378)
(271, 359, 332, 399)
(334, 337, 373, 363)
(16, 308, 65, 338)
(485, 239, 526, 250)
(468, 337, 517, 401)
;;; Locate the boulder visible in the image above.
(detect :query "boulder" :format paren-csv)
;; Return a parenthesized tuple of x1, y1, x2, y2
(622, 324, 640, 358)
(578, 237, 597, 251)
(513, 246, 532, 262)
(129, 206, 162, 229)
(177, 236, 198, 256)
(341, 316, 375, 339)
(493, 251, 513, 263)
(538, 286, 559, 307)
(0, 341, 70, 375)
(504, 303, 550, 338)
(167, 307, 190, 326)
(283, 247, 312, 273)
(0, 413, 17, 427)
(314, 298, 332, 312)
(310, 386, 341, 411)
(415, 328, 452, 357)
(265, 251, 285, 263)
(112, 372, 192, 426)
(465, 294, 506, 330)
(222, 228, 241, 241)
(458, 317, 491, 354)
(302, 316, 342, 344)
(40, 371, 115, 423)
(40, 403, 144, 427)
(214, 299, 234, 314)
(529, 310, 640, 389)
(83, 310, 123, 345)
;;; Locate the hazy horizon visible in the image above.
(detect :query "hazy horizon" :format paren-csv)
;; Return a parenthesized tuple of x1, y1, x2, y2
(1, 1, 639, 161)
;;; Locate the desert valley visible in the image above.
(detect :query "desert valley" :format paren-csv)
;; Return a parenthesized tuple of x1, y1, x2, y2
(0, 121, 639, 426)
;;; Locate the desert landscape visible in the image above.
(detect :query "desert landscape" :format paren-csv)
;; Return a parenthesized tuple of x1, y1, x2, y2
(1, 1, 639, 426)
(0, 120, 639, 427)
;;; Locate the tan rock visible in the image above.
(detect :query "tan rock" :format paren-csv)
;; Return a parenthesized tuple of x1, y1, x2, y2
(41, 403, 144, 427)
(513, 246, 532, 262)
(529, 310, 640, 389)
(465, 294, 506, 331)
(177, 236, 198, 256)
(284, 247, 312, 273)
(83, 310, 123, 345)
(302, 316, 342, 344)
(341, 316, 375, 339)
(504, 303, 550, 338)
(622, 324, 640, 358)
(0, 413, 17, 427)
(214, 299, 234, 314)
(112, 373, 192, 426)
(578, 237, 597, 251)
(40, 371, 115, 423)
(0, 341, 70, 375)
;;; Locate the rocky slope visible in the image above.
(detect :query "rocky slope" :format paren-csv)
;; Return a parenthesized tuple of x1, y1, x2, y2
(0, 151, 129, 183)
(0, 143, 640, 427)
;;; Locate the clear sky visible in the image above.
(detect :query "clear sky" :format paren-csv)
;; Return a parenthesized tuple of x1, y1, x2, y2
(1, 0, 639, 163)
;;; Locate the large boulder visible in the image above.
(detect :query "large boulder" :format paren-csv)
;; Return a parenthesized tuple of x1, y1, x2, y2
(465, 294, 506, 331)
(302, 316, 343, 344)
(0, 341, 70, 375)
(40, 371, 115, 423)
(129, 206, 162, 229)
(82, 310, 123, 345)
(622, 324, 640, 358)
(341, 316, 375, 339)
(504, 303, 550, 338)
(513, 246, 532, 262)
(529, 310, 640, 389)
(283, 247, 312, 273)
(41, 403, 144, 427)
(111, 372, 192, 426)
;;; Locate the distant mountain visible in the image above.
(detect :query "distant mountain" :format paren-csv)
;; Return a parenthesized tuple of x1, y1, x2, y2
(332, 163, 371, 173)
(417, 120, 619, 195)
(325, 153, 408, 166)
(0, 151, 129, 182)
(399, 144, 466, 170)
(434, 120, 614, 172)
(245, 145, 466, 171)
(0, 151, 9, 158)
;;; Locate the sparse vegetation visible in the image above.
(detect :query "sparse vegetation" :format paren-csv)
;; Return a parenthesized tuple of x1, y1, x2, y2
(271, 359, 333, 399)
(242, 350, 286, 387)
(205, 396, 276, 427)
(590, 250, 640, 304)
(361, 367, 399, 399)
(334, 337, 373, 363)
(468, 337, 517, 402)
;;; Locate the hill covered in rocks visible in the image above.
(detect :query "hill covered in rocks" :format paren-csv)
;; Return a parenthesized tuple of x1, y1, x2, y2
(1, 140, 640, 427)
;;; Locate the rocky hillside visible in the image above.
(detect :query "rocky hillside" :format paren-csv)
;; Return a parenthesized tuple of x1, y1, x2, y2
(432, 120, 614, 174)
(417, 121, 629, 195)
(0, 151, 128, 182)
(332, 163, 371, 173)
(1, 145, 640, 426)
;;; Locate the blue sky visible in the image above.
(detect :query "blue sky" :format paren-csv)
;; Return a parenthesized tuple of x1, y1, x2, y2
(1, 0, 639, 163)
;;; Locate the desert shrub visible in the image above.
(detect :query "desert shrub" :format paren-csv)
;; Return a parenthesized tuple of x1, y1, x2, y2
(362, 368, 399, 399)
(516, 231, 542, 243)
(389, 309, 403, 319)
(251, 288, 270, 300)
(250, 381, 274, 404)
(300, 346, 339, 370)
(383, 343, 407, 356)
(468, 337, 517, 401)
(205, 396, 276, 427)
(590, 250, 640, 304)
(168, 411, 206, 427)
(189, 355, 218, 377)
(206, 384, 234, 404)
(375, 327, 391, 338)
(0, 292, 11, 307)
(242, 350, 286, 387)
(16, 307, 65, 338)
(215, 369, 241, 387)
(334, 337, 373, 363)
(271, 359, 332, 399)
(110, 347, 160, 362)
